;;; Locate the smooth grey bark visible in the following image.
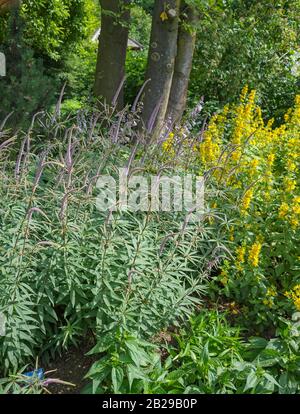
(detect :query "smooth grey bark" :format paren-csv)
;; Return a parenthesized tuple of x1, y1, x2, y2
(166, 2, 198, 125)
(94, 0, 131, 108)
(141, 0, 181, 137)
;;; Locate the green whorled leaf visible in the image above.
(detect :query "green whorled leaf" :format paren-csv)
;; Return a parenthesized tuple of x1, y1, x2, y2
(84, 356, 110, 378)
(263, 372, 281, 389)
(247, 337, 268, 350)
(127, 364, 149, 391)
(124, 340, 151, 367)
(111, 366, 124, 394)
(86, 339, 112, 356)
(243, 370, 259, 392)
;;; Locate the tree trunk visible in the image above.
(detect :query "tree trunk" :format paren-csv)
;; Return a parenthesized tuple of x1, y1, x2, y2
(141, 0, 181, 137)
(166, 1, 198, 126)
(94, 0, 131, 109)
(0, 0, 21, 15)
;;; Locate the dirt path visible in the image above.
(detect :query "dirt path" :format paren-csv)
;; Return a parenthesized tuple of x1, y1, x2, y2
(45, 336, 97, 394)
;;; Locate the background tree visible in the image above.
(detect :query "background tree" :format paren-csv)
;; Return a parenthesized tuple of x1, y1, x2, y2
(0, 8, 58, 127)
(0, 0, 97, 126)
(94, 0, 131, 108)
(166, 0, 199, 125)
(188, 0, 300, 121)
(124, 5, 151, 104)
(135, 0, 154, 14)
(0, 0, 20, 14)
(141, 0, 181, 136)
(0, 0, 90, 61)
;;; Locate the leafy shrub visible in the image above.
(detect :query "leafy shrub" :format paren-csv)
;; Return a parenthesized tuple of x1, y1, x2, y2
(163, 88, 300, 330)
(243, 313, 300, 394)
(20, 0, 94, 61)
(63, 40, 98, 100)
(85, 311, 300, 394)
(155, 311, 300, 394)
(0, 106, 228, 374)
(129, 4, 151, 47)
(189, 0, 300, 120)
(0, 13, 59, 128)
(149, 311, 248, 394)
(84, 330, 161, 394)
(125, 50, 148, 105)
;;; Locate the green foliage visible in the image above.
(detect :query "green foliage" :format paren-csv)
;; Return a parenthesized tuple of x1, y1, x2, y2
(0, 13, 59, 128)
(85, 311, 300, 394)
(0, 106, 228, 374)
(63, 39, 98, 99)
(189, 0, 300, 120)
(133, 0, 154, 14)
(124, 4, 151, 104)
(20, 0, 96, 61)
(129, 4, 151, 46)
(125, 50, 148, 104)
(85, 330, 161, 394)
(158, 311, 300, 394)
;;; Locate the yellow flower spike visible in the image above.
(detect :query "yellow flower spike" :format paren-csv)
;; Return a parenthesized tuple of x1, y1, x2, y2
(294, 297, 300, 311)
(290, 217, 299, 229)
(267, 153, 275, 167)
(284, 178, 296, 193)
(229, 302, 239, 315)
(236, 246, 246, 263)
(292, 204, 300, 215)
(241, 188, 254, 214)
(267, 118, 275, 129)
(229, 226, 235, 242)
(286, 158, 297, 172)
(250, 159, 259, 169)
(220, 269, 229, 286)
(240, 85, 249, 103)
(278, 202, 289, 218)
(248, 241, 262, 267)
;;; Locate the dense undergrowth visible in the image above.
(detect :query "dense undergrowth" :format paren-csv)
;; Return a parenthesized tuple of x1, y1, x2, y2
(163, 88, 300, 332)
(0, 89, 299, 393)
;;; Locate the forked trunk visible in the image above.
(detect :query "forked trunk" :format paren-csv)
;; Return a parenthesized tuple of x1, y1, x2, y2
(94, 0, 131, 109)
(141, 0, 181, 138)
(166, 1, 198, 126)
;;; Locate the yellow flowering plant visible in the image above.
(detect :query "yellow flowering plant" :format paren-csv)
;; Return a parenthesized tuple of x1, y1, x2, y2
(205, 90, 300, 328)
(162, 88, 300, 329)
